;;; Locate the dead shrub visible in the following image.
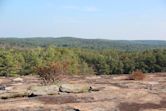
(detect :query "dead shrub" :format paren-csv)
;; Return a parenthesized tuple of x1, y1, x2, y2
(129, 70, 145, 80)
(36, 61, 69, 84)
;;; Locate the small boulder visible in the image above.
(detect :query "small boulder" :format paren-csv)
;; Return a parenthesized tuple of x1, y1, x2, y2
(112, 76, 129, 80)
(28, 85, 59, 96)
(0, 85, 5, 90)
(59, 84, 91, 93)
(5, 87, 13, 91)
(90, 86, 105, 92)
(66, 109, 80, 111)
(86, 76, 101, 80)
(13, 77, 23, 82)
(0, 91, 28, 99)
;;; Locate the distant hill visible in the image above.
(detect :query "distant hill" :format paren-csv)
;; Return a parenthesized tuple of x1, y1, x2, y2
(0, 37, 166, 51)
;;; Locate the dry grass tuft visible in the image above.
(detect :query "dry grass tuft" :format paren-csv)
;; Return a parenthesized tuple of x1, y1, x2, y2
(36, 61, 69, 84)
(129, 70, 145, 80)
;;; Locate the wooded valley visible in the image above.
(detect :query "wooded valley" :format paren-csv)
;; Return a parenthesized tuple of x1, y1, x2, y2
(0, 37, 165, 76)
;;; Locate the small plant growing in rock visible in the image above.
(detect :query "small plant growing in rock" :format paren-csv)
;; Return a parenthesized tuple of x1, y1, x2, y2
(129, 70, 145, 80)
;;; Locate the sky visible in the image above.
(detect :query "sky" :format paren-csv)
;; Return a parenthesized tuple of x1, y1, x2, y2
(0, 0, 166, 40)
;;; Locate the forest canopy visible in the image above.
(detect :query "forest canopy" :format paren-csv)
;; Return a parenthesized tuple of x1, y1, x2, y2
(0, 37, 166, 51)
(0, 44, 165, 76)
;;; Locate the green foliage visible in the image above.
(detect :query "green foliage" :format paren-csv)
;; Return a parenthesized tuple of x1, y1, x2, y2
(0, 49, 22, 76)
(0, 46, 165, 76)
(0, 37, 166, 51)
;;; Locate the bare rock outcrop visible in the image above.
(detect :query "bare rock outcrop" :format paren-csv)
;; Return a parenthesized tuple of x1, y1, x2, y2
(59, 84, 91, 93)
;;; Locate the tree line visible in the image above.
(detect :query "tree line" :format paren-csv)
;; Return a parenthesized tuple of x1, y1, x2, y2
(0, 47, 165, 76)
(0, 37, 166, 51)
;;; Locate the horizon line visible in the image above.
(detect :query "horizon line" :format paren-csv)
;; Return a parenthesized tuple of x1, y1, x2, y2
(0, 36, 166, 41)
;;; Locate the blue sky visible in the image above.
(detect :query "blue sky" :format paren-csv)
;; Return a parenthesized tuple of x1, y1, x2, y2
(0, 0, 166, 40)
